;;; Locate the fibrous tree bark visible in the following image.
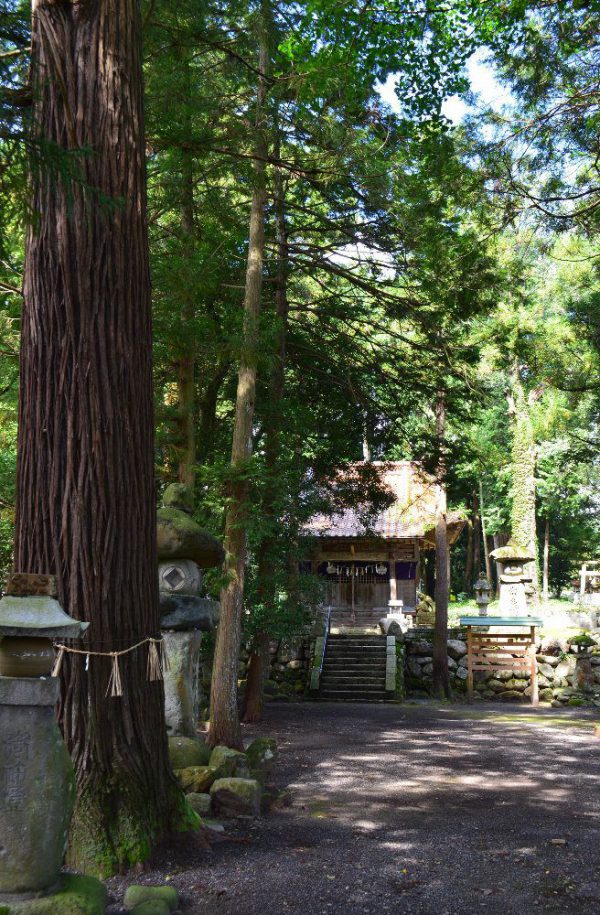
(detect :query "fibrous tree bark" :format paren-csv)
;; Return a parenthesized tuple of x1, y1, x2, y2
(432, 390, 450, 699)
(542, 517, 550, 602)
(507, 366, 540, 596)
(243, 140, 289, 724)
(479, 478, 493, 586)
(209, 0, 271, 748)
(15, 0, 190, 876)
(174, 51, 196, 490)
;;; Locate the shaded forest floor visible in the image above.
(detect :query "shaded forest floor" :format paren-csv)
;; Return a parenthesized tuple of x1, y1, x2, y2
(108, 702, 600, 915)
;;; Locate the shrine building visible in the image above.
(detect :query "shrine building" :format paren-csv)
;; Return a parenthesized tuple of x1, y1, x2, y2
(303, 461, 464, 630)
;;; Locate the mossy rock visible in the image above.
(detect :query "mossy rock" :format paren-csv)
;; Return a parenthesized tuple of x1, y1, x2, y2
(123, 884, 178, 911)
(10, 875, 107, 914)
(162, 483, 194, 513)
(176, 765, 219, 793)
(186, 792, 212, 816)
(168, 735, 210, 769)
(568, 697, 585, 707)
(245, 738, 278, 775)
(539, 688, 554, 702)
(208, 746, 250, 778)
(157, 507, 224, 568)
(210, 778, 261, 818)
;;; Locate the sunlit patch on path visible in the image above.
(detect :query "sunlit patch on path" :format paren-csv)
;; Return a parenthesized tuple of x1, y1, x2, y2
(110, 702, 600, 914)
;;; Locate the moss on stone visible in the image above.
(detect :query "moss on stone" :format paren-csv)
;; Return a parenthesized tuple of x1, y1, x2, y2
(176, 765, 218, 793)
(395, 643, 405, 698)
(66, 772, 197, 878)
(245, 738, 277, 773)
(208, 746, 249, 777)
(123, 884, 178, 911)
(210, 777, 261, 817)
(168, 736, 210, 769)
(10, 875, 107, 914)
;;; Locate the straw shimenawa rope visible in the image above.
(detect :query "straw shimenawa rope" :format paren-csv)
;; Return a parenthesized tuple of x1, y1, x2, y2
(50, 637, 169, 697)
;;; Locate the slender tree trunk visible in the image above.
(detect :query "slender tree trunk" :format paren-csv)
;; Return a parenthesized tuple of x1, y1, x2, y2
(432, 391, 450, 699)
(242, 135, 290, 724)
(542, 517, 550, 602)
(196, 360, 230, 465)
(175, 56, 196, 489)
(15, 0, 188, 876)
(176, 356, 196, 488)
(479, 478, 493, 585)
(209, 3, 270, 748)
(463, 516, 474, 593)
(472, 488, 481, 582)
(242, 631, 272, 722)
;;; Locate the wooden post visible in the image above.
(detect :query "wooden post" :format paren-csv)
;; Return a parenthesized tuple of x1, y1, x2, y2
(467, 627, 474, 702)
(389, 551, 397, 604)
(530, 626, 539, 707)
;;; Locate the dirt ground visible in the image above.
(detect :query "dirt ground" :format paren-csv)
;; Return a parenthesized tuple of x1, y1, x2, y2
(108, 702, 600, 915)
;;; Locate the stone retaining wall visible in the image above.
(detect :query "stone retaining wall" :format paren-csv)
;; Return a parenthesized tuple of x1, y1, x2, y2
(238, 637, 312, 701)
(403, 629, 600, 707)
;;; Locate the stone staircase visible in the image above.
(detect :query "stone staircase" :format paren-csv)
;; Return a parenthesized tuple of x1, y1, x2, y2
(319, 634, 389, 702)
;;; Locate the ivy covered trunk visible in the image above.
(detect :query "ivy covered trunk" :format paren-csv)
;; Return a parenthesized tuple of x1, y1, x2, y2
(15, 0, 190, 876)
(508, 370, 539, 595)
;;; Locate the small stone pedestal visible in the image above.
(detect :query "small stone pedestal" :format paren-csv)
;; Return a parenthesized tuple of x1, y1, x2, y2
(0, 677, 75, 902)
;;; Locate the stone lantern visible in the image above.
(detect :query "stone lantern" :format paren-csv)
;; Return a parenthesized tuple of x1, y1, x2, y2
(490, 541, 537, 616)
(474, 572, 492, 617)
(157, 484, 224, 736)
(0, 573, 88, 903)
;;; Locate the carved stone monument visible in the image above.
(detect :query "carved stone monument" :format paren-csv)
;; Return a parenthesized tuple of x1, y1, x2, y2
(0, 574, 87, 902)
(490, 541, 536, 616)
(157, 484, 224, 736)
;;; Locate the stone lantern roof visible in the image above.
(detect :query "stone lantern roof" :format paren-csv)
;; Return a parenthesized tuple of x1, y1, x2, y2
(490, 539, 536, 564)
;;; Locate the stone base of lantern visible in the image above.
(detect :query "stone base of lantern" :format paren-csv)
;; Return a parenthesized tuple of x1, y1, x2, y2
(162, 629, 204, 737)
(0, 677, 75, 901)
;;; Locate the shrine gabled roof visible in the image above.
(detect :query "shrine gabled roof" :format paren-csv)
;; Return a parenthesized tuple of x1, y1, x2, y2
(305, 461, 465, 543)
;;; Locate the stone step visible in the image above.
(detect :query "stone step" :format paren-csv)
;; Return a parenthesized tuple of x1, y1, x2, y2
(326, 643, 387, 650)
(324, 659, 386, 666)
(323, 661, 387, 669)
(327, 637, 386, 643)
(321, 679, 386, 688)
(327, 643, 386, 650)
(321, 672, 386, 680)
(325, 652, 387, 660)
(319, 690, 389, 701)
(319, 682, 385, 695)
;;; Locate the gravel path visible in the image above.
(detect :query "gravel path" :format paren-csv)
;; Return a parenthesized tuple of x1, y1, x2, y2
(109, 702, 600, 915)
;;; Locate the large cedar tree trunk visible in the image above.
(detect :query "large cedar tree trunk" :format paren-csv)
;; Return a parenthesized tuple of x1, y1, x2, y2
(15, 0, 189, 876)
(432, 392, 450, 699)
(209, 2, 270, 748)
